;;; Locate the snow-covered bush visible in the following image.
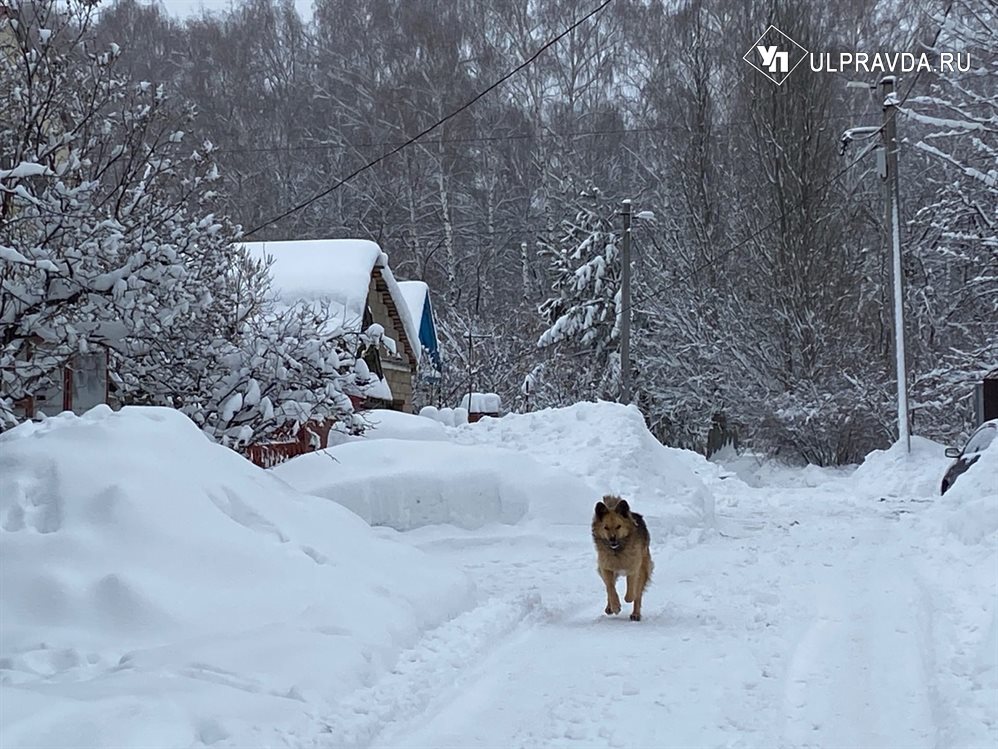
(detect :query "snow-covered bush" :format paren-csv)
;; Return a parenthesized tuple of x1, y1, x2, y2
(0, 1, 362, 446)
(158, 300, 367, 447)
(0, 1, 236, 423)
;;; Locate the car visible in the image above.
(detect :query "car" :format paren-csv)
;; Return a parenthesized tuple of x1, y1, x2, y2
(941, 419, 998, 495)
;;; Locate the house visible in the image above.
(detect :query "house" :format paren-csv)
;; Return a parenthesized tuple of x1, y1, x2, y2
(397, 280, 441, 378)
(975, 370, 998, 426)
(241, 239, 420, 412)
(11, 345, 111, 420)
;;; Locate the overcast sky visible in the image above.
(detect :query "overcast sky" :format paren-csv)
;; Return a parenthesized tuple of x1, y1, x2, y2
(154, 0, 313, 20)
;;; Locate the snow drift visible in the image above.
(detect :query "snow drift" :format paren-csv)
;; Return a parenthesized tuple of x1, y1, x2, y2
(0, 406, 470, 748)
(850, 435, 951, 499)
(272, 438, 592, 530)
(275, 402, 716, 533)
(361, 408, 451, 441)
(924, 439, 998, 545)
(455, 401, 717, 528)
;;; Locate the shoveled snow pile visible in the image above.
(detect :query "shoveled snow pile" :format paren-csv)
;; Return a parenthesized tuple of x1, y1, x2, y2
(361, 408, 451, 441)
(923, 439, 998, 545)
(272, 438, 592, 530)
(454, 401, 718, 529)
(900, 440, 998, 747)
(850, 435, 951, 499)
(419, 405, 468, 427)
(274, 403, 717, 533)
(0, 406, 469, 749)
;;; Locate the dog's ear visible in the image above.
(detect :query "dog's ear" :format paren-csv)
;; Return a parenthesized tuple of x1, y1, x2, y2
(616, 499, 631, 517)
(594, 501, 609, 519)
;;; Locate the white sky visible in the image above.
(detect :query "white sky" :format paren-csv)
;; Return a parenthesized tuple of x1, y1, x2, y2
(154, 0, 313, 19)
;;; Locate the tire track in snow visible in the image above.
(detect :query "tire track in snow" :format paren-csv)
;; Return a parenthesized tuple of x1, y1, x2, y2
(306, 593, 543, 748)
(782, 549, 937, 748)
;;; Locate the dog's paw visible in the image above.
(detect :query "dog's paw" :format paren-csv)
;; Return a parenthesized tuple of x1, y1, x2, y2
(624, 592, 634, 603)
(629, 612, 641, 622)
(605, 602, 622, 615)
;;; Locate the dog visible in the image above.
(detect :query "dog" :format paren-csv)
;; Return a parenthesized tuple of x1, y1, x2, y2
(592, 495, 653, 621)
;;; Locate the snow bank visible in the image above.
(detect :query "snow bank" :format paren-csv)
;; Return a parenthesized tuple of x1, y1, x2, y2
(924, 440, 998, 545)
(272, 438, 589, 530)
(905, 441, 998, 746)
(456, 401, 716, 529)
(276, 402, 718, 533)
(420, 404, 468, 426)
(711, 445, 856, 489)
(361, 408, 451, 441)
(850, 435, 950, 499)
(0, 406, 469, 748)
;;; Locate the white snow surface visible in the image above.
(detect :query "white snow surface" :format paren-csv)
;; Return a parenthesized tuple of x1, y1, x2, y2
(0, 406, 469, 748)
(362, 408, 450, 441)
(275, 402, 712, 532)
(459, 391, 502, 413)
(243, 238, 382, 315)
(2, 401, 995, 748)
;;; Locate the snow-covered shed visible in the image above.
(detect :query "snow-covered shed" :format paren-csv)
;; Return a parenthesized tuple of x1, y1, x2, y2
(397, 281, 441, 375)
(460, 392, 502, 423)
(242, 239, 420, 413)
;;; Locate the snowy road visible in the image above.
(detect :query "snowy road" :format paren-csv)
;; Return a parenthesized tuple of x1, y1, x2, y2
(4, 406, 992, 748)
(316, 480, 961, 749)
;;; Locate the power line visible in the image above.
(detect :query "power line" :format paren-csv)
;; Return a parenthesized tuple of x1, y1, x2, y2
(217, 113, 875, 155)
(242, 0, 617, 238)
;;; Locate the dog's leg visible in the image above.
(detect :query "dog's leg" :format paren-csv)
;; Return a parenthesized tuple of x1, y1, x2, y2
(624, 572, 636, 603)
(600, 568, 621, 615)
(630, 563, 647, 621)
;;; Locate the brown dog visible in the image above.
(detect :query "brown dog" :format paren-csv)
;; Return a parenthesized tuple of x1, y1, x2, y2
(592, 495, 653, 621)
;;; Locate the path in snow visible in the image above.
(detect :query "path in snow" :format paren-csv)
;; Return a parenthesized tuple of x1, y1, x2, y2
(310, 484, 945, 749)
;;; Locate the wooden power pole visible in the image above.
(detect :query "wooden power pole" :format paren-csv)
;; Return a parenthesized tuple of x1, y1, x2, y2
(881, 75, 911, 452)
(620, 199, 632, 405)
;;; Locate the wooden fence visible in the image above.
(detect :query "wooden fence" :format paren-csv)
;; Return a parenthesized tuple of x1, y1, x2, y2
(244, 419, 336, 469)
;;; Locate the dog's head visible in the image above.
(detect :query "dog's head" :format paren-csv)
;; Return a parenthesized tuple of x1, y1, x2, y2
(592, 495, 635, 551)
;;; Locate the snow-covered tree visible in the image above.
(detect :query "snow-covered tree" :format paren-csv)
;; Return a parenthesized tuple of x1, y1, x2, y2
(0, 1, 362, 446)
(537, 186, 623, 400)
(903, 0, 998, 440)
(171, 301, 374, 447)
(0, 1, 236, 424)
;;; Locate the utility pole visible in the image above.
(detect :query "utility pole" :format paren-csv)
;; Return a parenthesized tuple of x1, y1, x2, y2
(620, 199, 632, 405)
(881, 75, 911, 452)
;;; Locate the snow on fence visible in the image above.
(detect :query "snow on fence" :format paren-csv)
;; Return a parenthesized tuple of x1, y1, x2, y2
(244, 419, 335, 468)
(245, 438, 313, 469)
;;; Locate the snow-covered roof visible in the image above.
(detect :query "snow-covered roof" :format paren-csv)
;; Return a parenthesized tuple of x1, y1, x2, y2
(241, 239, 418, 357)
(459, 392, 502, 413)
(398, 281, 428, 327)
(397, 280, 441, 368)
